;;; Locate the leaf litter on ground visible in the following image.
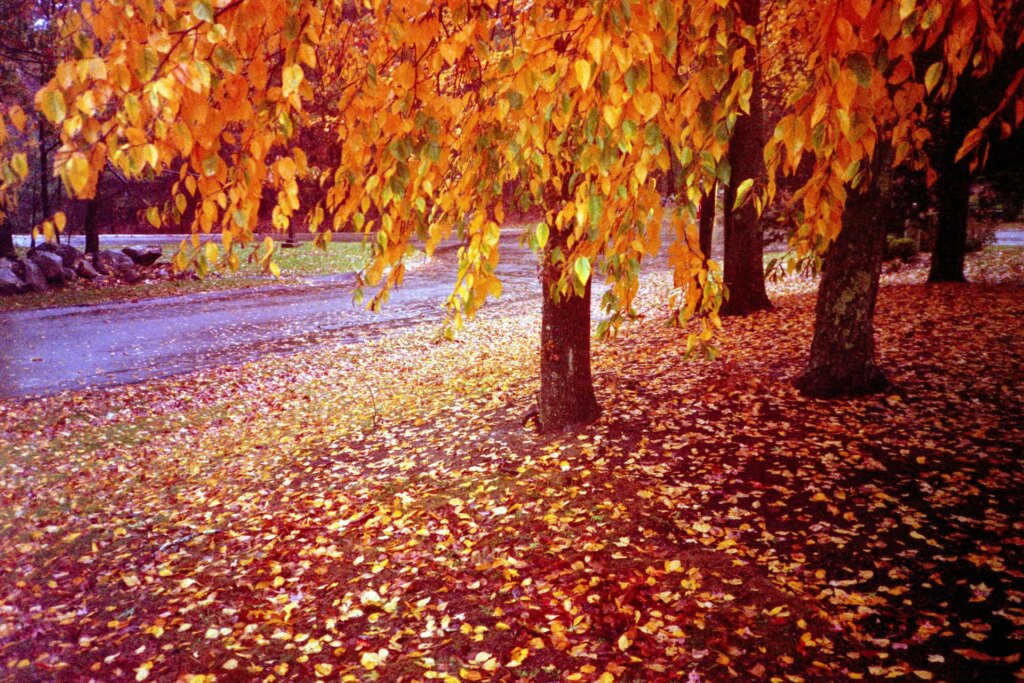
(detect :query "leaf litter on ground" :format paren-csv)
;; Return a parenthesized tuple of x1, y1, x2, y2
(0, 248, 1022, 681)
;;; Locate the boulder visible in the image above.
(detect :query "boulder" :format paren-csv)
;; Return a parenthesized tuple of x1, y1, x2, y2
(62, 267, 77, 282)
(36, 241, 83, 267)
(21, 258, 48, 292)
(120, 267, 142, 283)
(75, 258, 100, 280)
(29, 250, 66, 284)
(94, 250, 140, 281)
(122, 244, 163, 267)
(0, 258, 26, 295)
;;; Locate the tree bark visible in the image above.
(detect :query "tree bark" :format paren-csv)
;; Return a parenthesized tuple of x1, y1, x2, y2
(795, 173, 890, 398)
(79, 171, 105, 254)
(0, 221, 14, 259)
(38, 116, 50, 222)
(84, 202, 100, 255)
(720, 0, 771, 316)
(699, 182, 716, 259)
(538, 245, 599, 432)
(928, 84, 973, 283)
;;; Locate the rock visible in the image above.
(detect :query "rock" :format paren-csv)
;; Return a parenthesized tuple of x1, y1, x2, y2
(62, 267, 77, 281)
(121, 267, 142, 283)
(122, 244, 163, 267)
(29, 250, 66, 284)
(0, 258, 27, 295)
(36, 241, 83, 267)
(21, 258, 48, 292)
(94, 250, 140, 281)
(75, 258, 100, 280)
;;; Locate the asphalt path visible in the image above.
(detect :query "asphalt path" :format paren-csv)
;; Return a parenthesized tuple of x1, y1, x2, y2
(0, 239, 541, 399)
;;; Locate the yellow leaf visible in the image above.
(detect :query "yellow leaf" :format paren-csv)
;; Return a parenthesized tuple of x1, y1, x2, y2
(282, 64, 304, 98)
(314, 663, 333, 677)
(8, 105, 26, 132)
(506, 647, 529, 667)
(913, 672, 933, 681)
(54, 211, 66, 233)
(393, 62, 415, 91)
(574, 256, 591, 286)
(617, 633, 632, 651)
(67, 153, 90, 196)
(360, 648, 389, 670)
(574, 59, 592, 91)
(602, 104, 622, 129)
(37, 89, 66, 125)
(924, 62, 942, 94)
(10, 153, 28, 179)
(634, 91, 662, 120)
(205, 241, 219, 264)
(732, 178, 754, 211)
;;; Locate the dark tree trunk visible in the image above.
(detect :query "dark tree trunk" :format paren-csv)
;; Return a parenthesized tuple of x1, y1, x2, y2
(38, 116, 50, 222)
(0, 221, 14, 259)
(84, 201, 100, 256)
(699, 182, 716, 259)
(538, 244, 599, 432)
(720, 0, 771, 316)
(929, 85, 973, 283)
(83, 174, 103, 253)
(795, 172, 890, 398)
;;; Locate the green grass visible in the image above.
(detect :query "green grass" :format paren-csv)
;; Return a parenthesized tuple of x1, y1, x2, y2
(233, 239, 370, 276)
(0, 241, 370, 312)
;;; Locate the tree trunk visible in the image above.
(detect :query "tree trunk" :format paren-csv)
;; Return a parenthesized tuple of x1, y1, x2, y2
(699, 182, 716, 259)
(0, 221, 14, 259)
(38, 116, 50, 223)
(720, 0, 771, 317)
(84, 201, 100, 256)
(795, 174, 890, 398)
(928, 85, 973, 283)
(538, 246, 599, 432)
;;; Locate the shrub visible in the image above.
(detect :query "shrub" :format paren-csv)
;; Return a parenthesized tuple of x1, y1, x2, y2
(885, 235, 918, 261)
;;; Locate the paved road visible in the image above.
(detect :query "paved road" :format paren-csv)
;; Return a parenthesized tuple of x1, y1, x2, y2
(995, 226, 1024, 247)
(0, 241, 541, 399)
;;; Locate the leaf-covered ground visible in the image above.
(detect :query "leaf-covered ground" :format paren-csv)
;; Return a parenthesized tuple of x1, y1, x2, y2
(1, 249, 1022, 682)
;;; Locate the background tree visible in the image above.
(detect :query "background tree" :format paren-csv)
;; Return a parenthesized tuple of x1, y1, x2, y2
(767, 0, 1024, 397)
(0, 0, 73, 244)
(0, 108, 30, 259)
(720, 0, 772, 316)
(926, 0, 1024, 282)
